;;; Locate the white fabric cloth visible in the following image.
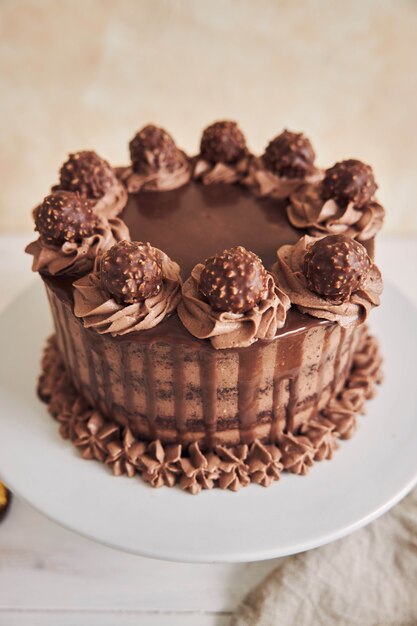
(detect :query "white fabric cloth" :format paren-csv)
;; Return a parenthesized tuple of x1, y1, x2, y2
(232, 489, 417, 626)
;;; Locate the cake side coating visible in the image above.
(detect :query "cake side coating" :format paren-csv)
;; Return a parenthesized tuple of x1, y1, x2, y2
(37, 328, 383, 493)
(46, 280, 359, 448)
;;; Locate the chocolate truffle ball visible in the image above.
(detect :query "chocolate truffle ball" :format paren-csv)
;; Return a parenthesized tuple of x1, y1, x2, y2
(100, 241, 164, 304)
(35, 191, 98, 245)
(200, 121, 247, 164)
(303, 235, 371, 302)
(129, 125, 184, 173)
(59, 151, 117, 199)
(263, 130, 316, 178)
(0, 482, 11, 523)
(198, 246, 268, 314)
(321, 159, 377, 208)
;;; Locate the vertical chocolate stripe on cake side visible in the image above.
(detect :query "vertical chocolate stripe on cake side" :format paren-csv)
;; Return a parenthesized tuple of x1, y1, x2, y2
(100, 343, 114, 415)
(270, 376, 288, 443)
(332, 327, 347, 394)
(45, 288, 68, 366)
(143, 345, 158, 439)
(280, 332, 305, 433)
(285, 377, 299, 433)
(309, 324, 333, 419)
(172, 346, 188, 441)
(83, 327, 99, 407)
(199, 350, 218, 449)
(237, 348, 263, 444)
(121, 342, 135, 420)
(62, 300, 80, 379)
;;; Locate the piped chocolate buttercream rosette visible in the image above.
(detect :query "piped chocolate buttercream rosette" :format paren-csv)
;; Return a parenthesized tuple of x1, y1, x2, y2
(25, 190, 130, 276)
(73, 240, 181, 335)
(193, 120, 251, 185)
(178, 246, 290, 348)
(120, 125, 191, 192)
(242, 129, 322, 198)
(56, 150, 128, 218)
(272, 234, 383, 327)
(287, 159, 385, 241)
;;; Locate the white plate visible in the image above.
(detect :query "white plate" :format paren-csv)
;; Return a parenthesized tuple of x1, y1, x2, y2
(0, 282, 416, 563)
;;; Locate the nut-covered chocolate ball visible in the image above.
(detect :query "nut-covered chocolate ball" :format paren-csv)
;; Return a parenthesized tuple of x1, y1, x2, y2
(303, 235, 371, 302)
(35, 191, 98, 245)
(198, 246, 268, 314)
(129, 125, 184, 173)
(200, 121, 247, 164)
(321, 159, 377, 208)
(263, 130, 316, 178)
(100, 241, 163, 304)
(59, 151, 117, 199)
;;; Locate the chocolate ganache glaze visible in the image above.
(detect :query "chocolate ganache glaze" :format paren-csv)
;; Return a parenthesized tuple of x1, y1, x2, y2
(43, 178, 367, 448)
(123, 181, 302, 275)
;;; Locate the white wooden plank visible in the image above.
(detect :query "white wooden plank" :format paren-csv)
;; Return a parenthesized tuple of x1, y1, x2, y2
(0, 498, 277, 612)
(0, 612, 231, 626)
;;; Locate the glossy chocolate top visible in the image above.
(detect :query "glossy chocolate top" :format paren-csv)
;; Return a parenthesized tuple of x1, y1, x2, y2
(46, 180, 329, 348)
(121, 181, 300, 278)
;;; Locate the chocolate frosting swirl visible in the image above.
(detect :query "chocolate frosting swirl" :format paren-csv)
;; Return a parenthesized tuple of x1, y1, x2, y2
(25, 217, 130, 277)
(247, 441, 283, 486)
(193, 156, 251, 185)
(139, 440, 182, 488)
(179, 442, 220, 495)
(271, 236, 383, 328)
(106, 429, 145, 477)
(90, 178, 128, 218)
(279, 433, 315, 475)
(287, 182, 385, 241)
(52, 177, 127, 220)
(119, 151, 191, 192)
(177, 264, 290, 349)
(216, 445, 250, 491)
(300, 418, 339, 461)
(73, 247, 181, 336)
(242, 156, 322, 199)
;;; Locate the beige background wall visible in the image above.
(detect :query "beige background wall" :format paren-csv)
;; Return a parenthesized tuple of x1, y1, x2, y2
(1, 0, 416, 234)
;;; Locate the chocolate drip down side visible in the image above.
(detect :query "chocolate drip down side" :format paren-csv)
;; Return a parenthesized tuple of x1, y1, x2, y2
(45, 281, 361, 449)
(37, 328, 383, 492)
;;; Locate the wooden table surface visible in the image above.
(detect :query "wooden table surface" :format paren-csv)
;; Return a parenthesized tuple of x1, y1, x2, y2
(0, 234, 415, 626)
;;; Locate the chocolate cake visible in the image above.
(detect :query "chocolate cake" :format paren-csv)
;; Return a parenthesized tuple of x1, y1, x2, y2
(27, 123, 384, 494)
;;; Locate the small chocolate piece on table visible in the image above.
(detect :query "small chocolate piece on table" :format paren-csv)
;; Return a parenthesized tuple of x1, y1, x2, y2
(321, 159, 377, 208)
(35, 191, 98, 245)
(198, 245, 268, 314)
(129, 125, 184, 173)
(59, 150, 117, 199)
(200, 121, 247, 164)
(263, 129, 316, 178)
(100, 240, 163, 304)
(0, 482, 11, 523)
(303, 234, 371, 302)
